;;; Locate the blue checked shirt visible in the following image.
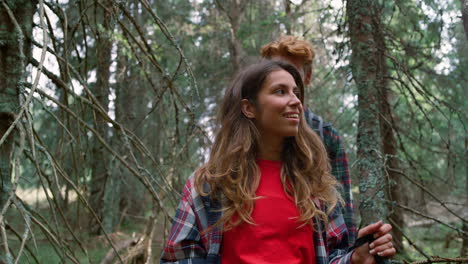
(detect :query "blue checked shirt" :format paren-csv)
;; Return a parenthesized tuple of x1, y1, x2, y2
(304, 109, 356, 245)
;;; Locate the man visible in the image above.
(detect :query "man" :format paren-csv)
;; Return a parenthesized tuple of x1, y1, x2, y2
(261, 35, 357, 246)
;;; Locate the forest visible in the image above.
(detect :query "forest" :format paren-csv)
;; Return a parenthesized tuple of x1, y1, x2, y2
(0, 0, 466, 263)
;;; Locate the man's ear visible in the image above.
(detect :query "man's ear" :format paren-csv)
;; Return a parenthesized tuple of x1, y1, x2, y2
(241, 99, 256, 119)
(304, 69, 312, 86)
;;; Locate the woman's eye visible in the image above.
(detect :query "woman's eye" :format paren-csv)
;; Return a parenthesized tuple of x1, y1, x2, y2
(275, 89, 285, 95)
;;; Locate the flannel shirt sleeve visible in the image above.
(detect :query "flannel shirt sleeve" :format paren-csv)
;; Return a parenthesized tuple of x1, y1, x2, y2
(326, 204, 354, 264)
(323, 126, 357, 246)
(160, 177, 209, 264)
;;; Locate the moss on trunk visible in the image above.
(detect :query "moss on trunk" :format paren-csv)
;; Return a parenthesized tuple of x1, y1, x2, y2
(347, 0, 390, 227)
(0, 0, 37, 210)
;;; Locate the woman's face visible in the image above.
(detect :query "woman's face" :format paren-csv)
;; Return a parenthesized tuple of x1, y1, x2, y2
(251, 69, 302, 142)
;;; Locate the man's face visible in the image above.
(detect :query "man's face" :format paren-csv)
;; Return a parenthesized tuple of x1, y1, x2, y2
(272, 55, 310, 85)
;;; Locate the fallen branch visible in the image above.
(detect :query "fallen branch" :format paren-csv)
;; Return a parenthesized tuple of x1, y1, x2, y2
(100, 212, 158, 264)
(100, 237, 141, 264)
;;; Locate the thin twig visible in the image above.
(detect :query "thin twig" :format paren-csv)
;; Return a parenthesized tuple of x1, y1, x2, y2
(384, 200, 467, 235)
(408, 257, 468, 264)
(387, 217, 430, 260)
(138, 0, 200, 97)
(388, 168, 467, 223)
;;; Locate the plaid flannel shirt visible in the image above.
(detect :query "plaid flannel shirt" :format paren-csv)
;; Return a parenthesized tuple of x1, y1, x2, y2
(161, 176, 354, 264)
(304, 109, 356, 246)
(161, 109, 356, 263)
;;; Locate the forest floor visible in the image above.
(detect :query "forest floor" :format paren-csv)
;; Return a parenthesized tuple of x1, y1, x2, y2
(9, 187, 466, 263)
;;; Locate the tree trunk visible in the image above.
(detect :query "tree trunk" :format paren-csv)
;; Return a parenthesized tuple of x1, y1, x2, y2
(118, 67, 147, 218)
(460, 0, 468, 40)
(462, 137, 468, 256)
(216, 0, 247, 73)
(0, 0, 36, 210)
(347, 1, 391, 254)
(374, 18, 406, 254)
(116, 55, 146, 219)
(116, 0, 147, 221)
(52, 0, 76, 213)
(89, 2, 115, 235)
(283, 0, 292, 35)
(380, 101, 406, 253)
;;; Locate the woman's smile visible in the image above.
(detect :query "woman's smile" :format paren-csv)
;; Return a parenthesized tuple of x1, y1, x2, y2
(283, 112, 300, 121)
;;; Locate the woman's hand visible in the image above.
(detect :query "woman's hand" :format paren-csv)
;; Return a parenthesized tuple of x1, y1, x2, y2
(351, 221, 396, 264)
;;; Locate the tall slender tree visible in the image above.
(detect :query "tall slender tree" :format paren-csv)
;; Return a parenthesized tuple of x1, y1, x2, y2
(89, 0, 117, 234)
(0, 1, 37, 263)
(0, 0, 37, 209)
(215, 0, 248, 73)
(116, 0, 148, 220)
(459, 1, 468, 255)
(347, 0, 391, 241)
(374, 9, 405, 253)
(461, 0, 468, 40)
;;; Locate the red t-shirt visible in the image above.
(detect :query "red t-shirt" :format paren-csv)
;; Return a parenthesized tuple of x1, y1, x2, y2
(221, 159, 316, 264)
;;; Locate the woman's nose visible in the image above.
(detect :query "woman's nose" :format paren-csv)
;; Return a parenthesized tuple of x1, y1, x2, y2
(289, 93, 302, 106)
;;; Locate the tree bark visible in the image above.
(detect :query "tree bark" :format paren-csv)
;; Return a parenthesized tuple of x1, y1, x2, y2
(374, 17, 406, 254)
(380, 99, 406, 253)
(215, 0, 247, 73)
(55, 0, 76, 213)
(347, 3, 391, 261)
(462, 137, 468, 256)
(460, 0, 468, 41)
(89, 1, 115, 235)
(116, 0, 147, 221)
(284, 0, 292, 35)
(0, 0, 37, 210)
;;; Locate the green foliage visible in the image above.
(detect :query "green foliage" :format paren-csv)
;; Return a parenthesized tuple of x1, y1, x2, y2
(2, 0, 466, 262)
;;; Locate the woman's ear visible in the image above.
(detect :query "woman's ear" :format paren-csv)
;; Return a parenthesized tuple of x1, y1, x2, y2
(241, 99, 256, 119)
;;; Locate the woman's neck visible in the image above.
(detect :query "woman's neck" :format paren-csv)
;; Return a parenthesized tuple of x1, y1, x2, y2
(257, 135, 284, 161)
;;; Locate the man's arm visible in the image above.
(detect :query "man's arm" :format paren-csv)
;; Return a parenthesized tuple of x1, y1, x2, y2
(323, 125, 356, 246)
(305, 108, 356, 246)
(326, 203, 354, 264)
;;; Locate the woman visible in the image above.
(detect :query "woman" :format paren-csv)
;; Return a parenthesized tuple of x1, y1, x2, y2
(161, 60, 395, 264)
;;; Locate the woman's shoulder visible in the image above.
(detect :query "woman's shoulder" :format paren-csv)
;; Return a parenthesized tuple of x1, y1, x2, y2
(181, 171, 215, 203)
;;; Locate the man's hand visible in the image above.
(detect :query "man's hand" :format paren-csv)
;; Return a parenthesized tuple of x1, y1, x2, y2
(351, 221, 396, 264)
